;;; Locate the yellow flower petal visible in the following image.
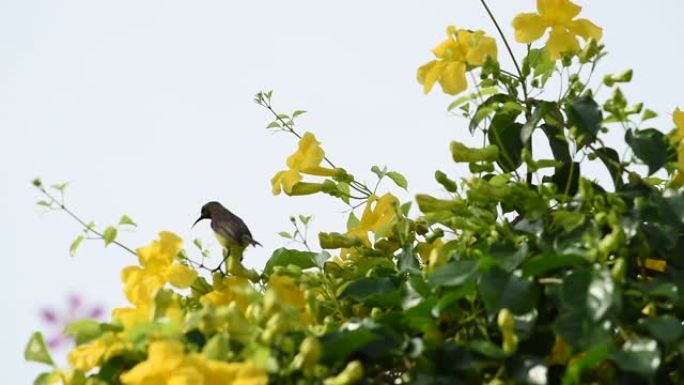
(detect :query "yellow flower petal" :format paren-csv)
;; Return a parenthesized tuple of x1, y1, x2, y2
(166, 263, 198, 289)
(465, 33, 498, 66)
(671, 107, 684, 143)
(438, 61, 468, 95)
(644, 258, 667, 272)
(271, 169, 302, 195)
(569, 18, 603, 41)
(538, 0, 581, 23)
(512, 13, 548, 43)
(300, 166, 338, 177)
(545, 26, 580, 59)
(417, 60, 445, 95)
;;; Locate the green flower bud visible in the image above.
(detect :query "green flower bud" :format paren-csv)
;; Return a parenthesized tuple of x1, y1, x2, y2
(450, 141, 499, 163)
(318, 232, 362, 249)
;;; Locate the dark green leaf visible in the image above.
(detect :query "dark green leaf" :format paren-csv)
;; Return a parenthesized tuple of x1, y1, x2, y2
(625, 128, 670, 174)
(521, 102, 557, 144)
(264, 248, 318, 275)
(566, 95, 602, 147)
(488, 108, 524, 172)
(541, 124, 571, 163)
(434, 170, 457, 193)
(342, 277, 401, 307)
(320, 329, 382, 364)
(550, 162, 580, 197)
(642, 315, 683, 344)
(612, 338, 661, 375)
(522, 254, 589, 277)
(594, 147, 623, 189)
(479, 266, 539, 315)
(427, 259, 479, 288)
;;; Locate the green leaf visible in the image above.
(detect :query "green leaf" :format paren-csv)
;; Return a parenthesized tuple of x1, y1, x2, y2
(342, 277, 401, 307)
(64, 319, 103, 345)
(479, 266, 539, 315)
(371, 165, 387, 179)
(320, 329, 382, 364)
(541, 124, 571, 163)
(292, 110, 307, 118)
(118, 215, 137, 227)
(526, 48, 555, 85)
(641, 315, 683, 344)
(562, 268, 615, 321)
(24, 332, 54, 366)
(612, 338, 661, 375)
(641, 109, 658, 122)
(427, 259, 479, 288)
(522, 253, 589, 277)
(346, 212, 360, 230)
(488, 108, 524, 172)
(33, 372, 54, 385)
(550, 161, 580, 197)
(50, 182, 69, 192)
(566, 95, 603, 147)
(625, 128, 670, 174)
(32, 178, 43, 187)
(203, 333, 230, 361)
(594, 147, 623, 189)
(264, 248, 317, 275)
(521, 102, 557, 144)
(36, 200, 52, 208)
(434, 170, 457, 193)
(103, 226, 117, 247)
(298, 215, 312, 225)
(278, 231, 292, 239)
(562, 343, 610, 385)
(386, 171, 408, 190)
(266, 121, 281, 129)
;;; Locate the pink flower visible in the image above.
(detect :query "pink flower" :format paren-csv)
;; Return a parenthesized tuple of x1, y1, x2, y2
(39, 293, 105, 350)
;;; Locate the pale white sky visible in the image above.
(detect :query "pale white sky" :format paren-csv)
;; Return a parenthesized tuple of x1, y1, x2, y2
(2, 1, 683, 382)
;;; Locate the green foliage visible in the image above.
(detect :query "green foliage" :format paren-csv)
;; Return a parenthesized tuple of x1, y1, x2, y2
(26, 3, 684, 385)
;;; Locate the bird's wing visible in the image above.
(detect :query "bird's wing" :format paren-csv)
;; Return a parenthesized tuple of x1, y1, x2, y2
(212, 214, 256, 247)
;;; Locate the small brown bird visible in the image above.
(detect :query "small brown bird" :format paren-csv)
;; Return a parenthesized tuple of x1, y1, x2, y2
(192, 201, 261, 249)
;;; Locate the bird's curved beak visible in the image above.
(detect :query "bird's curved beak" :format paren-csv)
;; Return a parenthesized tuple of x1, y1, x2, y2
(192, 216, 206, 228)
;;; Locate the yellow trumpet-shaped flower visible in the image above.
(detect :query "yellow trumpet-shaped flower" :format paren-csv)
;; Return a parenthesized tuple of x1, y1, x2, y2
(417, 26, 497, 96)
(201, 275, 256, 309)
(345, 193, 399, 251)
(121, 231, 197, 307)
(670, 107, 684, 144)
(120, 340, 268, 385)
(272, 132, 338, 195)
(68, 333, 126, 372)
(512, 0, 603, 60)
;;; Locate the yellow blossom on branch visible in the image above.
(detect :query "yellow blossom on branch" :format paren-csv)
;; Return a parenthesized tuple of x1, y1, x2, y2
(271, 132, 339, 195)
(120, 340, 268, 385)
(121, 231, 197, 307)
(512, 0, 602, 60)
(67, 333, 126, 372)
(417, 26, 497, 96)
(346, 193, 399, 247)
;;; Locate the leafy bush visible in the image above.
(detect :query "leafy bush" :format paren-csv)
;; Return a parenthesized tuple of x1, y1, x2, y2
(26, 1, 684, 384)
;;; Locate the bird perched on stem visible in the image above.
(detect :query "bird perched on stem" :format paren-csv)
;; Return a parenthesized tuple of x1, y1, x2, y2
(193, 201, 261, 263)
(192, 201, 261, 282)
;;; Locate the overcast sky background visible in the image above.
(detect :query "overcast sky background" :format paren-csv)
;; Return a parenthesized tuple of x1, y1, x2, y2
(2, 1, 683, 382)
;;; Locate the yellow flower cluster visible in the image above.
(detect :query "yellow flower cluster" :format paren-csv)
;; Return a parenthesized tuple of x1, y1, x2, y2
(121, 340, 267, 385)
(512, 0, 602, 60)
(670, 108, 684, 184)
(113, 231, 197, 329)
(271, 132, 339, 195)
(417, 26, 498, 96)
